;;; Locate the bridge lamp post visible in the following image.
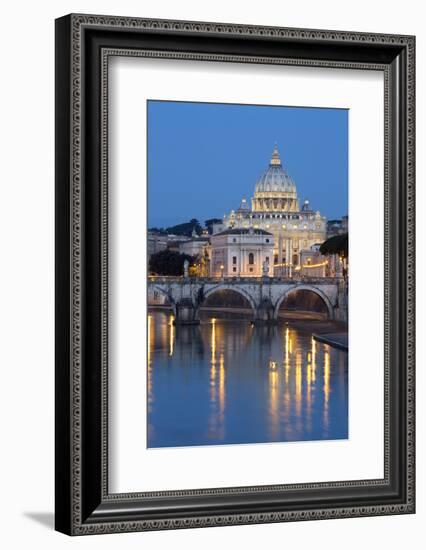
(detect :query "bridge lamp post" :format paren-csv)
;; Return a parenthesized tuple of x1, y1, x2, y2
(220, 264, 224, 279)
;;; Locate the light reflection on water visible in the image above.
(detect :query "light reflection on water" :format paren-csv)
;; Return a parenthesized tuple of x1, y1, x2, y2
(147, 311, 348, 448)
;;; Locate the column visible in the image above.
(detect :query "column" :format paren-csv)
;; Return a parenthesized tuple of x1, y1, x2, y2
(288, 238, 293, 277)
(278, 234, 283, 265)
(284, 238, 289, 276)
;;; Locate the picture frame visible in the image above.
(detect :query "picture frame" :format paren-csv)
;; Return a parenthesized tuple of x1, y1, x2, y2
(55, 13, 415, 535)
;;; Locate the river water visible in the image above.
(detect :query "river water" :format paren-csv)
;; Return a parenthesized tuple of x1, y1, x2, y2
(147, 310, 348, 448)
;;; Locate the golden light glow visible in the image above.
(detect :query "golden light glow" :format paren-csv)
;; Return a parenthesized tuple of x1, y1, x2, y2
(284, 326, 289, 359)
(301, 261, 328, 269)
(211, 318, 216, 366)
(306, 357, 312, 431)
(324, 349, 330, 405)
(210, 320, 217, 402)
(283, 327, 291, 383)
(209, 341, 225, 440)
(323, 349, 330, 430)
(311, 337, 316, 382)
(306, 359, 312, 391)
(210, 363, 217, 401)
(147, 315, 154, 411)
(169, 315, 175, 356)
(160, 312, 168, 349)
(295, 351, 302, 417)
(219, 353, 225, 417)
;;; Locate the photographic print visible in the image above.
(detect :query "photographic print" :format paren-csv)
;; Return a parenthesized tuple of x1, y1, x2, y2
(55, 16, 415, 533)
(147, 100, 349, 449)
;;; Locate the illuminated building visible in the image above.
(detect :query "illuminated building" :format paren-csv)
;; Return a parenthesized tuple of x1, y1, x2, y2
(220, 145, 327, 274)
(209, 227, 273, 277)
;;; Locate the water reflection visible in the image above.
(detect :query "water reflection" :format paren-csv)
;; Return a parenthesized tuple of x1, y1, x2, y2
(147, 311, 348, 448)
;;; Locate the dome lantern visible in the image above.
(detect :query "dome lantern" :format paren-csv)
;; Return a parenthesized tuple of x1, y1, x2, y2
(270, 143, 282, 166)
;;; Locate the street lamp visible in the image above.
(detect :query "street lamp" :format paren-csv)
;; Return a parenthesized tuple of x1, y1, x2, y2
(220, 264, 224, 279)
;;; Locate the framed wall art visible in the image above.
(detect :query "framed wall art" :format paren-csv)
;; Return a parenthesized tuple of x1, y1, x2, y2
(55, 13, 415, 535)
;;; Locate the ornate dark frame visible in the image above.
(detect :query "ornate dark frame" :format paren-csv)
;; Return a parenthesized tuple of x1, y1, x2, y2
(55, 13, 415, 535)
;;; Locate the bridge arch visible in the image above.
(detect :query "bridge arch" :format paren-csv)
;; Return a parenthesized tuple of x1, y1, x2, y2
(198, 284, 257, 319)
(274, 285, 334, 320)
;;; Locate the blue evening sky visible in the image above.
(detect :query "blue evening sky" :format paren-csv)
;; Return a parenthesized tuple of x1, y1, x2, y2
(147, 101, 348, 228)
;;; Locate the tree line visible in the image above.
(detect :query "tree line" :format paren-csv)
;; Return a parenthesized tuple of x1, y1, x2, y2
(149, 218, 222, 237)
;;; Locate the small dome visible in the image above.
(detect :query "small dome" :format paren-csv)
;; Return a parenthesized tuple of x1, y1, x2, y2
(237, 197, 250, 212)
(301, 199, 312, 212)
(254, 145, 296, 193)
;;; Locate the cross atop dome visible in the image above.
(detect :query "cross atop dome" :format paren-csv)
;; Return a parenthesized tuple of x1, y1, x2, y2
(270, 143, 282, 166)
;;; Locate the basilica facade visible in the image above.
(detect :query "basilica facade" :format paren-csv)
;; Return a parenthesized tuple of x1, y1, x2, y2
(217, 145, 327, 275)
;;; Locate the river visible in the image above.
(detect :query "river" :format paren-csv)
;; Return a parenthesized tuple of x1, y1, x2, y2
(147, 310, 348, 448)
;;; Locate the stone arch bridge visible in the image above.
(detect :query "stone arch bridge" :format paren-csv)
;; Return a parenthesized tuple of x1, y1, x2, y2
(148, 276, 348, 325)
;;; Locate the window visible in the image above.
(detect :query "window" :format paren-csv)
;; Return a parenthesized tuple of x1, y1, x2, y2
(233, 238, 237, 243)
(265, 238, 269, 243)
(249, 267, 253, 272)
(274, 254, 278, 264)
(232, 256, 237, 264)
(265, 257, 269, 263)
(232, 267, 237, 272)
(248, 253, 254, 265)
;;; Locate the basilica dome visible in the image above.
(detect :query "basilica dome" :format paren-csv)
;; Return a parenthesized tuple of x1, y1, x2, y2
(254, 145, 296, 194)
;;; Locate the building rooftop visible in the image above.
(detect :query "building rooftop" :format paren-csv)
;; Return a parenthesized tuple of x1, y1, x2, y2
(183, 236, 210, 242)
(213, 227, 273, 237)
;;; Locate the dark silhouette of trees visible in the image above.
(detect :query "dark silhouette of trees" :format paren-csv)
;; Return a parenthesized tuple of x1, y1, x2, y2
(149, 250, 196, 276)
(320, 233, 348, 258)
(164, 218, 202, 237)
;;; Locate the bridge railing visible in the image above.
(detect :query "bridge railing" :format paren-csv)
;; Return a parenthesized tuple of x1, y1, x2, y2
(148, 275, 343, 285)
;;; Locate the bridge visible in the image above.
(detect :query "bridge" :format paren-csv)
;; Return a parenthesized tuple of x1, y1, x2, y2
(148, 276, 348, 325)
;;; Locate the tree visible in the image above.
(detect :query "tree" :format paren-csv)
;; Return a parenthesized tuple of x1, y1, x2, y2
(165, 218, 202, 237)
(149, 249, 196, 276)
(319, 233, 348, 258)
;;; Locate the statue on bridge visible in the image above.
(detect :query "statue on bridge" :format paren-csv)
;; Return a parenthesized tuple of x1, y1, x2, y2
(183, 259, 189, 279)
(262, 258, 270, 277)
